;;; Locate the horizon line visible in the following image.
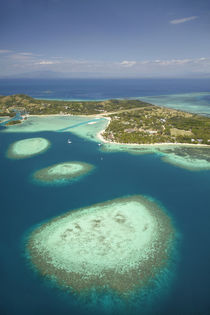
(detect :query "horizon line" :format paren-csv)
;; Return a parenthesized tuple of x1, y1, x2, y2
(0, 76, 210, 80)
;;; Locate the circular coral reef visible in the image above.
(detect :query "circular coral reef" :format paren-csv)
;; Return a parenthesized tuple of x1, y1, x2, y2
(7, 137, 50, 159)
(32, 161, 94, 185)
(26, 195, 175, 295)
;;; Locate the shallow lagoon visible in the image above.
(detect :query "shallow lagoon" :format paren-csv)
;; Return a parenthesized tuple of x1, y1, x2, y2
(141, 92, 210, 116)
(4, 115, 210, 171)
(3, 115, 108, 142)
(101, 143, 210, 171)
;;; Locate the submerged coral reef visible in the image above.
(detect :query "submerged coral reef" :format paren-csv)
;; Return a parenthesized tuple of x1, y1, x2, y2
(26, 195, 175, 295)
(32, 161, 94, 185)
(7, 137, 50, 159)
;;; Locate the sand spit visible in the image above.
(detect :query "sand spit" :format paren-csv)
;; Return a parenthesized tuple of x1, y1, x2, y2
(26, 195, 175, 295)
(6, 137, 50, 159)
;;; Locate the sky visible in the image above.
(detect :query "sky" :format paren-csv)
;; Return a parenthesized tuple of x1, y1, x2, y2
(0, 0, 210, 78)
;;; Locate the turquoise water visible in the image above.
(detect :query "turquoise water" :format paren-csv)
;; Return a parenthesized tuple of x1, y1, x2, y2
(140, 92, 210, 116)
(0, 112, 23, 126)
(0, 79, 210, 314)
(0, 128, 210, 314)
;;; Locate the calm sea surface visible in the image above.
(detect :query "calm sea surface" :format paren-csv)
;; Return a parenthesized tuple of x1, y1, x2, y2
(0, 79, 210, 314)
(0, 78, 210, 100)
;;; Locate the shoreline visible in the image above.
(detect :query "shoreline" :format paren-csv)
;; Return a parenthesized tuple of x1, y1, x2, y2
(1, 113, 209, 148)
(29, 113, 104, 118)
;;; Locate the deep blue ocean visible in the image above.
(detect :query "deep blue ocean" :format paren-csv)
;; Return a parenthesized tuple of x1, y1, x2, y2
(0, 79, 210, 315)
(0, 78, 210, 100)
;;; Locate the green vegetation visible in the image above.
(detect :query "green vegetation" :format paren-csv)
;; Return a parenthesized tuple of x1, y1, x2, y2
(103, 107, 210, 145)
(5, 120, 22, 126)
(0, 94, 151, 116)
(0, 94, 210, 145)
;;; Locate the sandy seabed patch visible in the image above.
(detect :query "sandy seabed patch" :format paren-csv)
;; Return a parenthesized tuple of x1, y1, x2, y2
(100, 143, 210, 171)
(161, 154, 210, 171)
(26, 195, 176, 295)
(6, 137, 50, 159)
(160, 146, 210, 171)
(32, 161, 94, 185)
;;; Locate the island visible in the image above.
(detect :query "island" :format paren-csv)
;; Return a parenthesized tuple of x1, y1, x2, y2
(0, 93, 209, 145)
(25, 195, 176, 295)
(102, 106, 210, 145)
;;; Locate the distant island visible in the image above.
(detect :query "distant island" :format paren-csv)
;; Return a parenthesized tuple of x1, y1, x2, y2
(0, 94, 210, 145)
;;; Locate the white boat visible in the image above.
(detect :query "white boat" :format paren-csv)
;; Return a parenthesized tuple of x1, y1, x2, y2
(68, 139, 72, 144)
(87, 121, 97, 125)
(98, 143, 101, 146)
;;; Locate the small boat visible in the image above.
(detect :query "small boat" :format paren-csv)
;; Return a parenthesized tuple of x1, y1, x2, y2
(98, 143, 101, 146)
(68, 139, 72, 144)
(87, 121, 97, 125)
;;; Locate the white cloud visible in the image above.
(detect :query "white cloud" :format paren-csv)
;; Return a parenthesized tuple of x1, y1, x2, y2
(170, 16, 198, 24)
(1, 53, 210, 78)
(36, 60, 61, 65)
(152, 58, 191, 65)
(198, 57, 208, 61)
(18, 52, 34, 56)
(136, 57, 210, 66)
(0, 49, 12, 53)
(120, 60, 137, 67)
